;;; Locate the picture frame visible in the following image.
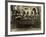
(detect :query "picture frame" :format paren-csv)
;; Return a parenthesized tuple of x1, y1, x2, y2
(5, 1, 45, 36)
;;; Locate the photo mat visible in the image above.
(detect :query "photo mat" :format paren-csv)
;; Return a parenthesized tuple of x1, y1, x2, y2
(7, 1, 45, 35)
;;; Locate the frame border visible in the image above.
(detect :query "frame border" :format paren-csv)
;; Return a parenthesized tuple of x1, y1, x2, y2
(5, 1, 45, 36)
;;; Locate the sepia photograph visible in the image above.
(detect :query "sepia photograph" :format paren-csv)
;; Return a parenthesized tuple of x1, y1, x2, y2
(7, 1, 45, 35)
(11, 5, 41, 31)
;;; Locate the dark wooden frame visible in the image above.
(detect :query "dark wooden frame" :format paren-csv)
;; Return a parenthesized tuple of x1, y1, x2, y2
(5, 1, 45, 36)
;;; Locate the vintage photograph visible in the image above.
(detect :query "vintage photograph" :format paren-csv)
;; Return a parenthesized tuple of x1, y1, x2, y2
(7, 2, 44, 35)
(11, 5, 41, 31)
